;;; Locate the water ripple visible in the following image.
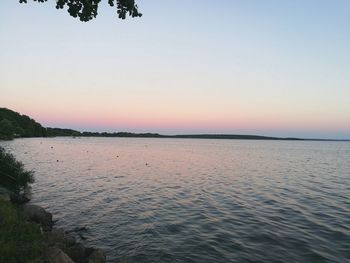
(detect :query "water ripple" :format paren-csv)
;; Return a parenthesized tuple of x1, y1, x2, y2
(1, 138, 349, 262)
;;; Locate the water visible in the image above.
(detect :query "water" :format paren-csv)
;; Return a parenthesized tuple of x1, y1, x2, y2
(1, 138, 350, 262)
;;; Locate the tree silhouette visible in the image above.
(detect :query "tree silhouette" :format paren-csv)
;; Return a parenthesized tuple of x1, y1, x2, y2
(19, 0, 142, 22)
(0, 119, 15, 139)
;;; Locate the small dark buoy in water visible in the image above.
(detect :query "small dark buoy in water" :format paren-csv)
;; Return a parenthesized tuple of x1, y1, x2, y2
(51, 146, 53, 149)
(116, 155, 119, 158)
(145, 163, 149, 166)
(57, 160, 59, 162)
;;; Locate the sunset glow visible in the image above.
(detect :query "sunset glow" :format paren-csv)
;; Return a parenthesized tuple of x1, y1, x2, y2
(1, 1, 349, 139)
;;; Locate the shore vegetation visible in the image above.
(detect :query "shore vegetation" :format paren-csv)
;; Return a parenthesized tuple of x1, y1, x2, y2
(0, 147, 34, 196)
(0, 199, 43, 263)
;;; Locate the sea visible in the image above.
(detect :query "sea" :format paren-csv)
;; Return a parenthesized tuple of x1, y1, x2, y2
(1, 137, 349, 262)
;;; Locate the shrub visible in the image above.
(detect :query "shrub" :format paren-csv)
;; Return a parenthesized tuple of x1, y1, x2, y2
(0, 147, 34, 195)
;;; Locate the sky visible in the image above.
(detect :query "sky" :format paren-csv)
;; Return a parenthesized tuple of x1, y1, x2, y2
(1, 0, 349, 139)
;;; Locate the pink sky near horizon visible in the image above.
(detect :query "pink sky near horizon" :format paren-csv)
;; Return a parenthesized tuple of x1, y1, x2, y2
(1, 1, 350, 139)
(4, 103, 349, 138)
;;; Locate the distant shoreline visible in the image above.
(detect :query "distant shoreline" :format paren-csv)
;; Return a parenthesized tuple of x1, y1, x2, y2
(17, 133, 350, 142)
(1, 108, 349, 142)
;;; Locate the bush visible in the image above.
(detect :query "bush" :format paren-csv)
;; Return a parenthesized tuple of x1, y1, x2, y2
(0, 147, 34, 195)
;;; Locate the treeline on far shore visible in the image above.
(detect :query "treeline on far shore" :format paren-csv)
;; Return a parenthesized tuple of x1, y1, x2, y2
(0, 108, 165, 140)
(2, 107, 349, 142)
(0, 108, 162, 140)
(0, 108, 80, 140)
(0, 108, 46, 139)
(0, 107, 302, 141)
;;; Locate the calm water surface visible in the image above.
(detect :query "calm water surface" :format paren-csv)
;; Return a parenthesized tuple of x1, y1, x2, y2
(2, 138, 350, 262)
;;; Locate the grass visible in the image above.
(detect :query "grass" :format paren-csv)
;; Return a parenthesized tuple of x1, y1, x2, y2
(0, 199, 44, 263)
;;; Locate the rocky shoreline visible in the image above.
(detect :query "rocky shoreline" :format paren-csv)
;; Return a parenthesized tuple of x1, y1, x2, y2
(0, 188, 106, 263)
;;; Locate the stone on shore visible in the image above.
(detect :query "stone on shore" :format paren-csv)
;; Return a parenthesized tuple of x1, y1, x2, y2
(46, 228, 106, 263)
(18, 204, 105, 263)
(22, 204, 53, 230)
(66, 243, 87, 263)
(47, 228, 85, 263)
(86, 248, 106, 263)
(47, 228, 76, 248)
(44, 247, 74, 263)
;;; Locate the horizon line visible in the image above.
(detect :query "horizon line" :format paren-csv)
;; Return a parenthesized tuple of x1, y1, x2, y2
(45, 127, 350, 142)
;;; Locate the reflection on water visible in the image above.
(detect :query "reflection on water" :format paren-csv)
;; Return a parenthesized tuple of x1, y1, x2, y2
(2, 138, 350, 262)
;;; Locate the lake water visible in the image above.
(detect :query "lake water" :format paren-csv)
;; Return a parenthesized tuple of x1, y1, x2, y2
(1, 138, 350, 262)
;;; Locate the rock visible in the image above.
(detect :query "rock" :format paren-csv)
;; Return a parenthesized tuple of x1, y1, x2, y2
(22, 204, 53, 231)
(44, 247, 74, 263)
(86, 248, 106, 263)
(47, 228, 88, 263)
(47, 228, 76, 248)
(20, 206, 106, 263)
(66, 243, 86, 263)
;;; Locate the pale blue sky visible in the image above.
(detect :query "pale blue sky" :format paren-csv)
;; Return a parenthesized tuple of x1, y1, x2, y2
(1, 0, 349, 139)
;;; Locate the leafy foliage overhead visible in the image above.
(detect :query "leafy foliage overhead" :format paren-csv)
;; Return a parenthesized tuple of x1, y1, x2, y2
(19, 0, 142, 22)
